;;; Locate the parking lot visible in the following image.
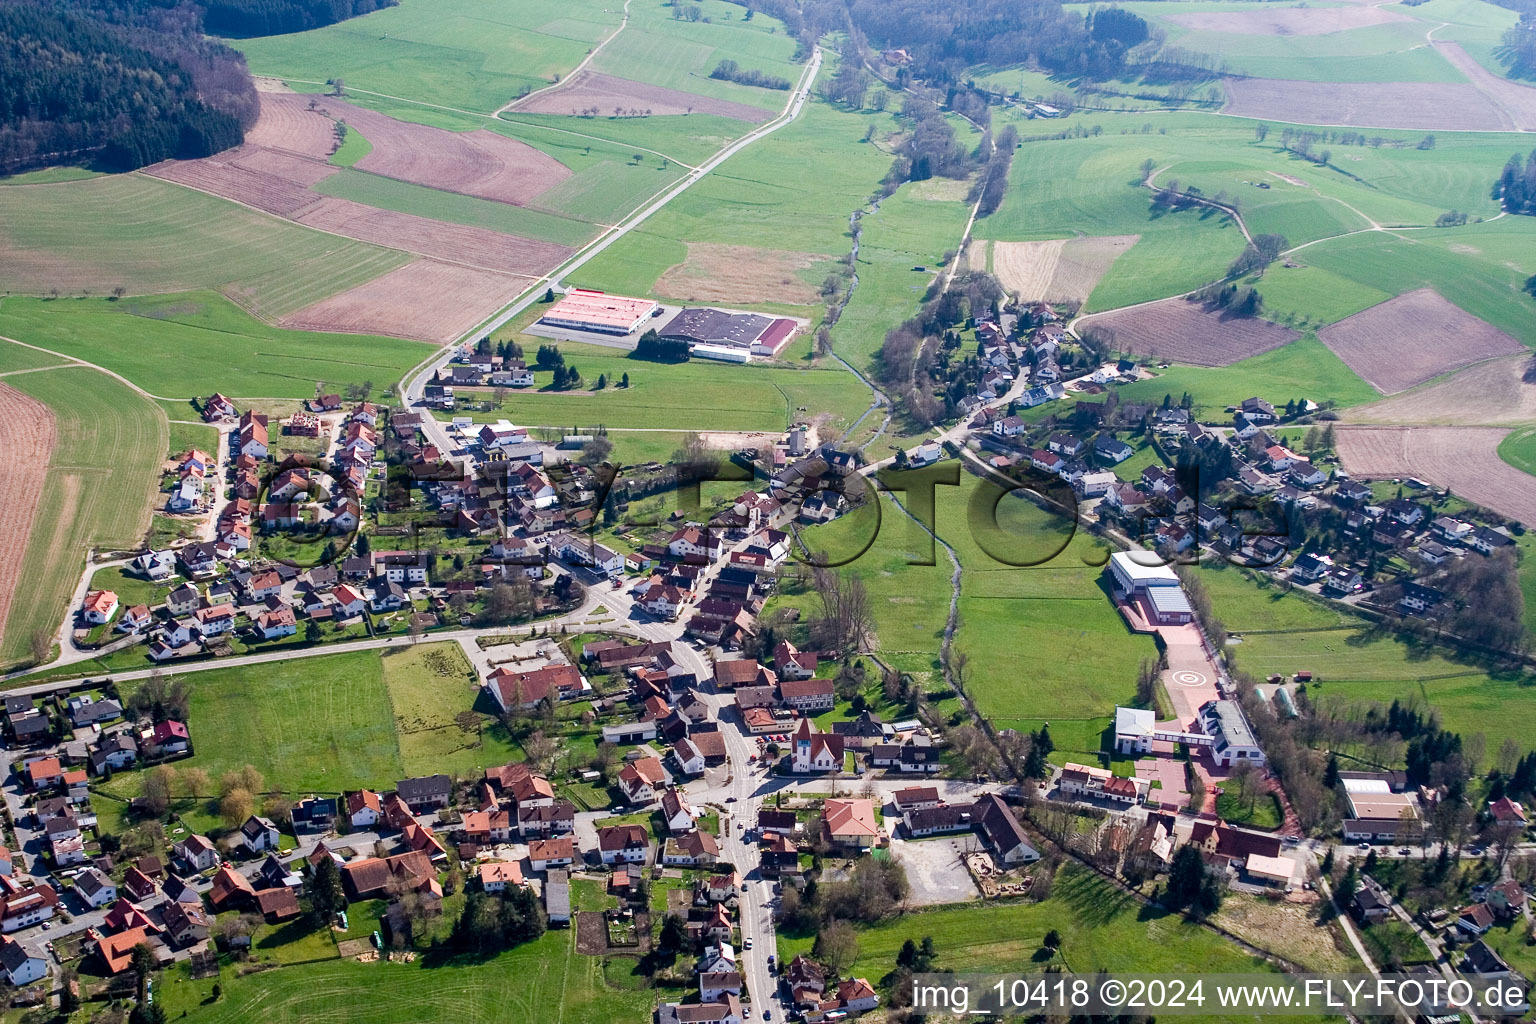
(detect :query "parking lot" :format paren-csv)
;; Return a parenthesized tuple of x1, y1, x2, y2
(887, 833, 980, 905)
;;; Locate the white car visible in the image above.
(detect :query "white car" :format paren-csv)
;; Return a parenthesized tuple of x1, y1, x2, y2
(744, 937, 753, 950)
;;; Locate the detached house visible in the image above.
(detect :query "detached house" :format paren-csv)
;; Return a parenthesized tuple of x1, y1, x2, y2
(597, 824, 650, 865)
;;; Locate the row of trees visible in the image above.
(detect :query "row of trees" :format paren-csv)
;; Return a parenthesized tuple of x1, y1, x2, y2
(710, 59, 791, 90)
(632, 330, 691, 363)
(971, 124, 1019, 217)
(0, 0, 258, 173)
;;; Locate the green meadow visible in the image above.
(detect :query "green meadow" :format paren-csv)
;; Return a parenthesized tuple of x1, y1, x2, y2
(778, 866, 1342, 1024)
(0, 292, 429, 401)
(236, 0, 621, 113)
(0, 174, 410, 319)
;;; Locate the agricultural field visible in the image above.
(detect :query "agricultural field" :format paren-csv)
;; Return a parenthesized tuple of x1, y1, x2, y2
(991, 234, 1139, 305)
(0, 174, 410, 320)
(1342, 355, 1536, 427)
(0, 367, 165, 669)
(1079, 296, 1300, 366)
(282, 260, 535, 344)
(1335, 425, 1536, 525)
(1316, 289, 1524, 395)
(1110, 335, 1379, 419)
(653, 242, 832, 307)
(121, 648, 405, 793)
(0, 382, 55, 663)
(585, 0, 800, 116)
(234, 0, 622, 114)
(1499, 425, 1536, 476)
(0, 293, 429, 401)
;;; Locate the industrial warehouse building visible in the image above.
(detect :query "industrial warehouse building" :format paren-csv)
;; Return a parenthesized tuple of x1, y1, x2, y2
(538, 290, 659, 335)
(1105, 551, 1194, 626)
(657, 307, 799, 361)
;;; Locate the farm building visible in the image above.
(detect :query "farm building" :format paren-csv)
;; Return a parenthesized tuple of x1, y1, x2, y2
(538, 289, 658, 335)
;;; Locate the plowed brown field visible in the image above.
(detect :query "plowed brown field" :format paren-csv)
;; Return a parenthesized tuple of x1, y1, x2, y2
(1343, 355, 1536, 426)
(1168, 6, 1407, 34)
(143, 154, 327, 218)
(513, 70, 773, 123)
(230, 146, 340, 188)
(291, 198, 571, 275)
(0, 382, 56, 654)
(1336, 425, 1536, 526)
(280, 260, 532, 343)
(1317, 288, 1525, 395)
(1222, 78, 1508, 131)
(293, 95, 571, 205)
(245, 92, 339, 159)
(1077, 296, 1299, 366)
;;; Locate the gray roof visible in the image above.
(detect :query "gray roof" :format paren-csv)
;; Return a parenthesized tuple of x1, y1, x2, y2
(1203, 699, 1257, 751)
(659, 307, 771, 347)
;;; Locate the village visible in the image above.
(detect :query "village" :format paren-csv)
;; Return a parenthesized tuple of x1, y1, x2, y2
(17, 300, 1527, 1022)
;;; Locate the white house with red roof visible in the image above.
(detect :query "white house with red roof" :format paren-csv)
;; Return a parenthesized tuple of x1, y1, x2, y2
(82, 590, 118, 625)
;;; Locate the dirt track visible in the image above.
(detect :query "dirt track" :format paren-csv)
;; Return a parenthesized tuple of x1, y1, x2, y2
(1336, 425, 1536, 526)
(0, 382, 57, 655)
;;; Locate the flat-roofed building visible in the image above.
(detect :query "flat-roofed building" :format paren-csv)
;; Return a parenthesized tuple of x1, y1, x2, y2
(539, 289, 658, 335)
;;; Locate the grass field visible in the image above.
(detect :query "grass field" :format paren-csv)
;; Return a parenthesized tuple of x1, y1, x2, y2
(383, 643, 522, 777)
(949, 475, 1157, 732)
(1194, 562, 1350, 633)
(590, 0, 799, 114)
(236, 0, 621, 114)
(1232, 627, 1536, 756)
(1499, 423, 1536, 475)
(122, 649, 405, 793)
(0, 292, 429, 401)
(1111, 336, 1379, 419)
(0, 367, 165, 669)
(573, 93, 912, 299)
(159, 929, 661, 1024)
(0, 174, 411, 319)
(777, 866, 1339, 1024)
(472, 335, 871, 432)
(329, 123, 372, 166)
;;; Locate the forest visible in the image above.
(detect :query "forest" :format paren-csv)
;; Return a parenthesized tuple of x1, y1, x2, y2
(201, 0, 397, 37)
(0, 0, 256, 173)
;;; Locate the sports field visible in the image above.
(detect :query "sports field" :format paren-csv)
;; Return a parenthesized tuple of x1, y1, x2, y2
(0, 367, 165, 669)
(0, 293, 429, 401)
(0, 174, 410, 319)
